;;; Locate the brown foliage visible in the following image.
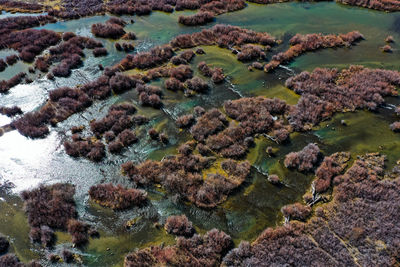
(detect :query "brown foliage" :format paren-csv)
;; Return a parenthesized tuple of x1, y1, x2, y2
(178, 11, 215, 26)
(265, 31, 364, 72)
(281, 203, 312, 221)
(124, 228, 233, 267)
(286, 66, 400, 130)
(0, 72, 25, 93)
(0, 106, 22, 117)
(89, 183, 147, 210)
(164, 215, 195, 237)
(336, 0, 400, 11)
(284, 143, 321, 172)
(122, 141, 250, 208)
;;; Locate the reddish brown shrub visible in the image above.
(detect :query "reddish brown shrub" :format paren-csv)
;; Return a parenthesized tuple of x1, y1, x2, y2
(176, 114, 195, 128)
(118, 45, 174, 70)
(390, 121, 400, 132)
(5, 54, 18, 65)
(11, 104, 55, 138)
(237, 44, 266, 62)
(190, 108, 228, 141)
(109, 73, 137, 94)
(286, 66, 400, 130)
(223, 154, 400, 267)
(178, 11, 215, 26)
(284, 143, 321, 172)
(185, 76, 209, 93)
(93, 47, 108, 57)
(385, 35, 394, 43)
(89, 183, 147, 210)
(0, 254, 21, 266)
(313, 152, 351, 193)
(164, 215, 195, 237)
(21, 183, 77, 248)
(64, 139, 105, 162)
(281, 203, 312, 221)
(0, 106, 22, 117)
(0, 72, 26, 93)
(336, 0, 400, 12)
(264, 31, 363, 73)
(91, 22, 126, 39)
(165, 77, 185, 91)
(67, 219, 91, 246)
(381, 44, 392, 52)
(125, 228, 232, 266)
(0, 59, 6, 72)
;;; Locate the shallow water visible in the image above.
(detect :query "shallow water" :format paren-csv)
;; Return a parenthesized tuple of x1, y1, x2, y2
(0, 3, 399, 266)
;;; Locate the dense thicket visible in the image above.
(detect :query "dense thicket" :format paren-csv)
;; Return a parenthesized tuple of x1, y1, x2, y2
(124, 229, 233, 267)
(12, 72, 139, 139)
(21, 184, 77, 247)
(223, 153, 400, 266)
(0, 72, 26, 93)
(286, 66, 400, 130)
(170, 24, 277, 49)
(0, 106, 22, 117)
(91, 19, 126, 39)
(1, 29, 60, 62)
(336, 0, 400, 11)
(89, 183, 147, 210)
(264, 31, 364, 72)
(122, 141, 251, 208)
(284, 143, 321, 172)
(0, 0, 44, 13)
(164, 215, 195, 237)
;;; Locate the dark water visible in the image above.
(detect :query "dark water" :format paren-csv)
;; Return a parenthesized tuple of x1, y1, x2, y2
(0, 2, 399, 266)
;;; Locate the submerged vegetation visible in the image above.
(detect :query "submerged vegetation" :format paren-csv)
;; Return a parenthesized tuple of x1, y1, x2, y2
(0, 0, 399, 266)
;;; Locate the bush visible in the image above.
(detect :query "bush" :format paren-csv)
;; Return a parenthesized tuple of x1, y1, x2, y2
(89, 183, 147, 210)
(91, 22, 126, 39)
(107, 17, 127, 26)
(0, 254, 20, 266)
(284, 143, 321, 172)
(313, 152, 350, 193)
(178, 11, 215, 26)
(264, 31, 363, 72)
(21, 183, 77, 230)
(164, 215, 195, 237)
(190, 108, 228, 141)
(165, 77, 185, 91)
(390, 121, 400, 132)
(118, 129, 138, 146)
(185, 76, 209, 93)
(281, 203, 312, 221)
(11, 104, 55, 138)
(0, 72, 26, 93)
(176, 114, 195, 128)
(93, 47, 108, 57)
(109, 73, 137, 94)
(237, 44, 266, 62)
(381, 45, 392, 52)
(0, 59, 6, 72)
(124, 228, 233, 266)
(0, 106, 22, 117)
(64, 138, 105, 162)
(61, 249, 74, 263)
(67, 219, 91, 247)
(198, 61, 225, 83)
(286, 66, 400, 130)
